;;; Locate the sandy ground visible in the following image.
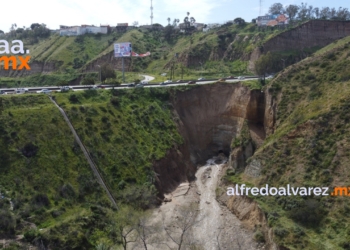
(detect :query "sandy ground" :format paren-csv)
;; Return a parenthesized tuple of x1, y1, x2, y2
(131, 156, 262, 250)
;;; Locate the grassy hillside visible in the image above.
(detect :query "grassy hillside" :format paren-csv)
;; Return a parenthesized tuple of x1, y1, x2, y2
(0, 95, 113, 248)
(0, 86, 186, 249)
(1, 22, 289, 87)
(52, 87, 183, 206)
(226, 38, 350, 249)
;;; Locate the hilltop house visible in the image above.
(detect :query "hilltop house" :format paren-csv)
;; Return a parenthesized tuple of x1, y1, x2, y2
(59, 25, 108, 36)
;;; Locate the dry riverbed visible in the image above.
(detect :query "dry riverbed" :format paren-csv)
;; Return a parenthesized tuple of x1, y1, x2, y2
(132, 155, 264, 250)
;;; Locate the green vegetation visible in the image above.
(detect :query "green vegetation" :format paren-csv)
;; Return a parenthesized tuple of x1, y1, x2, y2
(0, 95, 112, 248)
(225, 38, 350, 249)
(1, 21, 289, 87)
(53, 88, 183, 207)
(0, 86, 183, 248)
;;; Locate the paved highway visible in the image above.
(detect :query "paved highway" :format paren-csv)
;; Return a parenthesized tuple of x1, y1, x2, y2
(0, 76, 259, 95)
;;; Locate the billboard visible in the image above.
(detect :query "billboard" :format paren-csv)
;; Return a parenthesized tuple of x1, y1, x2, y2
(114, 42, 132, 57)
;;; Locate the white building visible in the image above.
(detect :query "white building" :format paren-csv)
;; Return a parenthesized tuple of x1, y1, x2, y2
(59, 25, 108, 36)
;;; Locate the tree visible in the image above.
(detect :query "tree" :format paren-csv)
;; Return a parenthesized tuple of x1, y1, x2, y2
(268, 3, 284, 15)
(183, 12, 196, 34)
(110, 206, 139, 250)
(132, 21, 139, 27)
(307, 5, 314, 19)
(101, 64, 116, 82)
(233, 17, 246, 26)
(336, 7, 350, 20)
(164, 25, 175, 42)
(314, 7, 320, 19)
(285, 4, 299, 23)
(329, 7, 337, 19)
(30, 23, 41, 30)
(254, 52, 280, 80)
(172, 18, 180, 27)
(95, 242, 112, 250)
(135, 212, 160, 250)
(0, 30, 4, 35)
(320, 7, 330, 19)
(162, 203, 202, 250)
(298, 2, 309, 20)
(167, 17, 171, 26)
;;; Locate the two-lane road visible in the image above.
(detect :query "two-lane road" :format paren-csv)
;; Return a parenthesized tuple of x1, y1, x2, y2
(0, 76, 259, 94)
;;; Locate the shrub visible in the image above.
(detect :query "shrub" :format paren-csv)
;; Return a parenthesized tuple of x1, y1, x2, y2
(0, 209, 16, 235)
(20, 143, 39, 158)
(81, 77, 95, 85)
(254, 230, 265, 242)
(288, 199, 326, 227)
(32, 193, 50, 208)
(68, 94, 79, 104)
(59, 183, 76, 199)
(110, 97, 119, 107)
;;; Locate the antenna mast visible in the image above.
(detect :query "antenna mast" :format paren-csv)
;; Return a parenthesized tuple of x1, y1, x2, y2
(150, 0, 153, 25)
(259, 0, 263, 16)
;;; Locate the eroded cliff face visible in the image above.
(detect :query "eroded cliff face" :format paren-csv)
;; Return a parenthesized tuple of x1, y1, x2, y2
(218, 192, 278, 250)
(249, 20, 350, 72)
(172, 83, 265, 164)
(153, 143, 196, 195)
(0, 61, 58, 77)
(83, 50, 132, 72)
(150, 83, 279, 247)
(153, 83, 268, 195)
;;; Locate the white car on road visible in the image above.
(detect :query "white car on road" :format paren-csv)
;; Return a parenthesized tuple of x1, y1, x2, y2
(37, 89, 52, 94)
(59, 86, 72, 92)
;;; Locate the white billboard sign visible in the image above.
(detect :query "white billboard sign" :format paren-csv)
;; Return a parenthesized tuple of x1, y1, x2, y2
(114, 42, 132, 57)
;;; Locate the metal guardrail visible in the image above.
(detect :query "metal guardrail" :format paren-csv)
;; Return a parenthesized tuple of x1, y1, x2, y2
(0, 76, 260, 93)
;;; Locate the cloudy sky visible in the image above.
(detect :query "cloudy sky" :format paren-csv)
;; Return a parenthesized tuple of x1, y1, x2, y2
(0, 0, 348, 32)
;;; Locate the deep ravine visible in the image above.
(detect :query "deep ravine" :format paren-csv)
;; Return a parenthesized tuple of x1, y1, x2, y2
(133, 155, 262, 250)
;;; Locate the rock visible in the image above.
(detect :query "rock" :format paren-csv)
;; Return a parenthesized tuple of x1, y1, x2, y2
(208, 176, 211, 178)
(206, 201, 210, 204)
(196, 192, 201, 195)
(164, 197, 172, 202)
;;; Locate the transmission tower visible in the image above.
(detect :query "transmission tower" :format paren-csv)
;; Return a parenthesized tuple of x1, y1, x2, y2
(259, 0, 263, 16)
(150, 0, 153, 25)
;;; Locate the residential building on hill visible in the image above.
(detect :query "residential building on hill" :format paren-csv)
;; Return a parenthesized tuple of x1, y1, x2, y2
(59, 25, 108, 36)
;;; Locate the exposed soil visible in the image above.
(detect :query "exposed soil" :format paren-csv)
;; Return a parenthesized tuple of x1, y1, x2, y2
(135, 155, 263, 250)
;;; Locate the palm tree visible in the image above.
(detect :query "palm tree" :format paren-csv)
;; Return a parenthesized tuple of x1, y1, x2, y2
(167, 17, 171, 26)
(173, 18, 180, 26)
